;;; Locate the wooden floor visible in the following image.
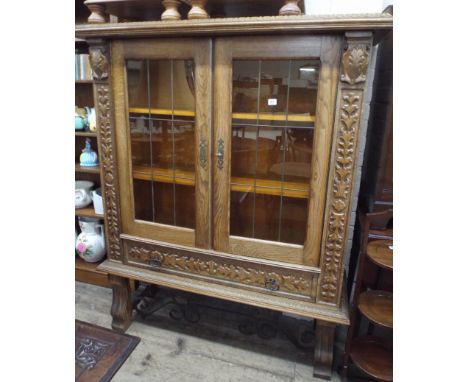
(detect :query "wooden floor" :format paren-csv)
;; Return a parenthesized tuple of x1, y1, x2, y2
(75, 282, 343, 382)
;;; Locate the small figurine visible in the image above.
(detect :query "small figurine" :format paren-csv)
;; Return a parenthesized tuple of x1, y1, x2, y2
(80, 138, 99, 167)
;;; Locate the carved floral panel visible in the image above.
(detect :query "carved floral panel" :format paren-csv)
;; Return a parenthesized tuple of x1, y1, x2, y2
(318, 91, 362, 304)
(128, 245, 312, 295)
(97, 84, 121, 260)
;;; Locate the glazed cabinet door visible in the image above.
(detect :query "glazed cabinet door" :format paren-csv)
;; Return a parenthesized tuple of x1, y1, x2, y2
(213, 36, 341, 267)
(112, 39, 211, 249)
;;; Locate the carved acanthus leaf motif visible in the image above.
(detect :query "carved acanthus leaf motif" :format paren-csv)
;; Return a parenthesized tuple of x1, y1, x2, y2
(97, 84, 121, 260)
(128, 246, 311, 294)
(89, 47, 109, 80)
(319, 92, 361, 303)
(340, 44, 369, 85)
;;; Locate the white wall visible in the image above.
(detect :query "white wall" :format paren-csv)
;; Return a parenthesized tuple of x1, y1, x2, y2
(304, 0, 393, 15)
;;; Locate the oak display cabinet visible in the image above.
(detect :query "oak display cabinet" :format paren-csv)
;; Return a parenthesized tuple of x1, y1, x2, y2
(76, 12, 392, 380)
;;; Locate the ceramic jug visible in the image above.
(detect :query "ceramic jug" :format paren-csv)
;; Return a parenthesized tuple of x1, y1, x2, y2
(76, 217, 106, 262)
(85, 107, 96, 132)
(80, 138, 99, 167)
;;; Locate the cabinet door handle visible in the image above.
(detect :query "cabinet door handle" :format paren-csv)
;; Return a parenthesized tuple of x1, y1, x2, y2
(199, 138, 207, 169)
(148, 257, 161, 268)
(216, 138, 225, 170)
(265, 278, 280, 291)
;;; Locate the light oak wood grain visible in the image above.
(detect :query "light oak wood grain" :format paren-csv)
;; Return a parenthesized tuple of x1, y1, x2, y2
(213, 35, 341, 269)
(76, 14, 393, 39)
(194, 39, 212, 249)
(132, 165, 309, 199)
(213, 39, 232, 252)
(303, 35, 341, 267)
(98, 259, 349, 325)
(112, 38, 212, 249)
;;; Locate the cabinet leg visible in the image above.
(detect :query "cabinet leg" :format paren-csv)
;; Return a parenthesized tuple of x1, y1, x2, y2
(109, 275, 133, 333)
(313, 320, 336, 380)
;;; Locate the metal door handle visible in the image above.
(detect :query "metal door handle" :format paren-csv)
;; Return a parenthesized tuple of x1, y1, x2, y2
(148, 257, 161, 268)
(199, 138, 207, 169)
(216, 138, 224, 169)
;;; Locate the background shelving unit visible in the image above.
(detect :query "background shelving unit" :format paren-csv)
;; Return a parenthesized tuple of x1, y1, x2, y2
(75, 30, 110, 288)
(343, 209, 393, 381)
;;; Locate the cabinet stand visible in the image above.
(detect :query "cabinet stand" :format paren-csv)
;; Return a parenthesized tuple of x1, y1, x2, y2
(109, 274, 132, 332)
(313, 320, 336, 380)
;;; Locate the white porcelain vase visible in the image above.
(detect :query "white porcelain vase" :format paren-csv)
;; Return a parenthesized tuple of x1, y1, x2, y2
(76, 217, 106, 262)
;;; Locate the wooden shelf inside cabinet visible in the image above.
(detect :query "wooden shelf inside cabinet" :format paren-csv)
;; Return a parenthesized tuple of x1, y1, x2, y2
(132, 165, 310, 199)
(128, 107, 315, 123)
(75, 206, 104, 219)
(75, 131, 98, 137)
(75, 257, 110, 288)
(350, 336, 393, 381)
(367, 239, 393, 270)
(75, 163, 101, 174)
(358, 290, 393, 329)
(75, 79, 94, 84)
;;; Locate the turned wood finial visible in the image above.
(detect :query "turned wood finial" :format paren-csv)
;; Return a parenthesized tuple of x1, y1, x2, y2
(188, 0, 209, 20)
(279, 0, 302, 16)
(87, 4, 107, 24)
(162, 0, 182, 21)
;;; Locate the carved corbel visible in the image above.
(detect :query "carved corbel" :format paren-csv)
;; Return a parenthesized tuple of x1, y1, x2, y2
(340, 33, 372, 85)
(89, 44, 109, 81)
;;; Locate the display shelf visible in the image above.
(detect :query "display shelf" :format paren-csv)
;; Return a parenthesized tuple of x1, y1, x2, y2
(75, 79, 94, 84)
(75, 206, 104, 219)
(75, 163, 101, 174)
(349, 336, 393, 381)
(128, 107, 315, 123)
(75, 131, 98, 137)
(132, 165, 309, 199)
(367, 239, 393, 270)
(369, 227, 393, 240)
(232, 112, 315, 123)
(75, 257, 110, 288)
(358, 290, 393, 329)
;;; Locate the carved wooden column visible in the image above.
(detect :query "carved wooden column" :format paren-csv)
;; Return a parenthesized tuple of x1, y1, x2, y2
(317, 32, 373, 307)
(89, 39, 131, 332)
(88, 39, 123, 263)
(109, 275, 133, 332)
(313, 320, 336, 380)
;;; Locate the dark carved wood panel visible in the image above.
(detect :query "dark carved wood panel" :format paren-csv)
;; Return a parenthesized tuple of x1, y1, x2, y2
(360, 30, 393, 212)
(75, 320, 139, 382)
